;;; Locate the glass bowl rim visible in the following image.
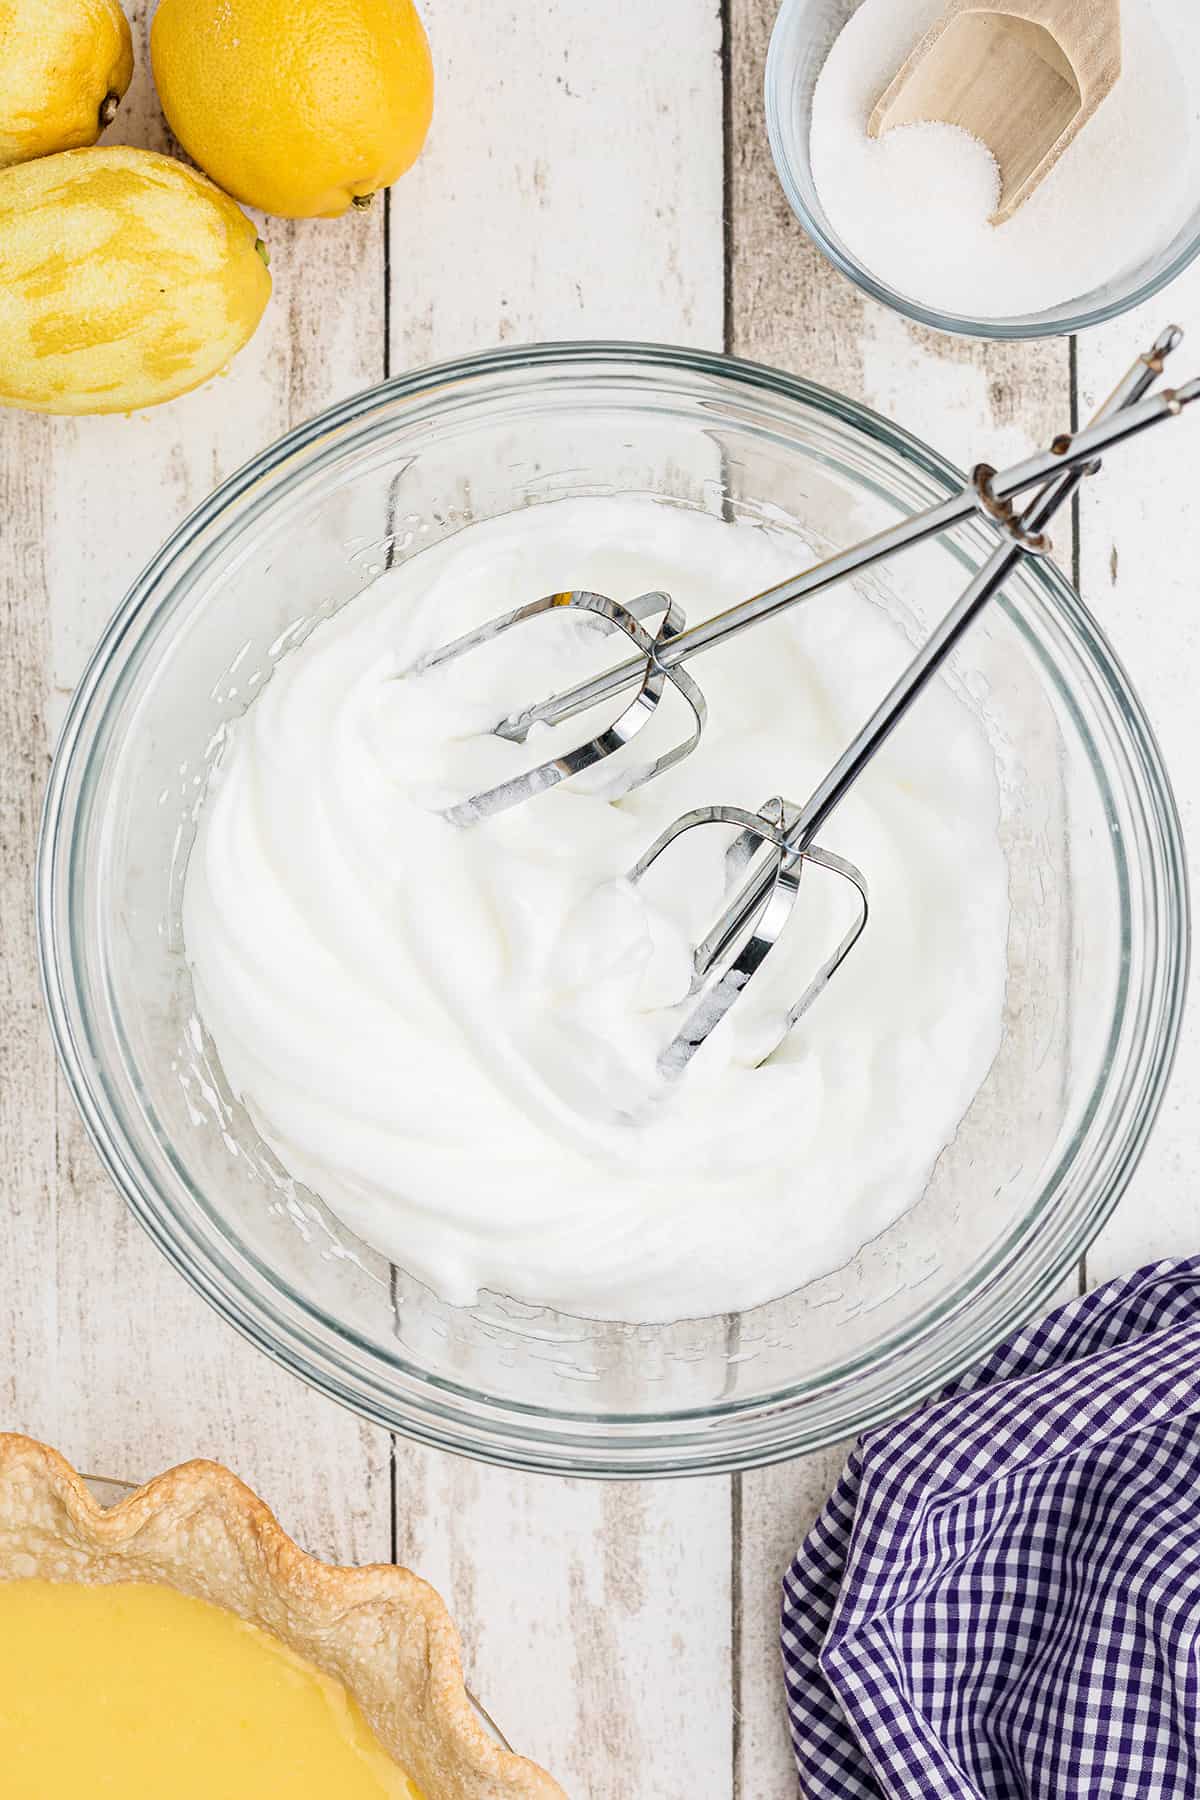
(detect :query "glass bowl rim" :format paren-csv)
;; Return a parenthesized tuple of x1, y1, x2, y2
(37, 338, 1191, 1476)
(763, 0, 1200, 342)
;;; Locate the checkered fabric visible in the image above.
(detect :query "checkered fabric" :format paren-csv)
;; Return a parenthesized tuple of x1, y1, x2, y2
(781, 1258, 1200, 1799)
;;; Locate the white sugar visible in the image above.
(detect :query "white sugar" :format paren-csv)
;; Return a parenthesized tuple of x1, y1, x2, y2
(809, 0, 1200, 319)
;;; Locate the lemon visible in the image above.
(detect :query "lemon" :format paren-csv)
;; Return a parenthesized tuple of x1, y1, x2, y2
(0, 0, 133, 168)
(0, 147, 272, 415)
(151, 0, 434, 220)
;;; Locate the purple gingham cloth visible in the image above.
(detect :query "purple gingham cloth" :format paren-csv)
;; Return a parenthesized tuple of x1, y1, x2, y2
(781, 1257, 1200, 1799)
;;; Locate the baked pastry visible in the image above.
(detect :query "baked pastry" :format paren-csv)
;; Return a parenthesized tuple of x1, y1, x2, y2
(0, 1433, 564, 1799)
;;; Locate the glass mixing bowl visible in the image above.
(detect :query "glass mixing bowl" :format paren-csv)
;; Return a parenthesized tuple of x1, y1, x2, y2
(39, 343, 1187, 1476)
(765, 0, 1200, 340)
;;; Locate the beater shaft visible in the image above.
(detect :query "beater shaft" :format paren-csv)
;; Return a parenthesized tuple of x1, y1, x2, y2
(490, 360, 1197, 746)
(655, 330, 1188, 1075)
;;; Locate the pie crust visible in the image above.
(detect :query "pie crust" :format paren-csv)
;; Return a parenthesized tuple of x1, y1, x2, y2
(0, 1434, 565, 1799)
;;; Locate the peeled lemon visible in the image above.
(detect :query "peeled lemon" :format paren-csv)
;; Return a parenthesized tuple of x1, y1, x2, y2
(0, 147, 272, 415)
(0, 0, 134, 168)
(151, 0, 434, 220)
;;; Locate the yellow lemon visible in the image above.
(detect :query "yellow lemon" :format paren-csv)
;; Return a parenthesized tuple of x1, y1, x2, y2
(0, 0, 134, 168)
(0, 147, 272, 415)
(151, 0, 434, 220)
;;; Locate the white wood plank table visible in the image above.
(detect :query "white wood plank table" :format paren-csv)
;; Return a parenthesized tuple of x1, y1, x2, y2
(3, 3, 1198, 1796)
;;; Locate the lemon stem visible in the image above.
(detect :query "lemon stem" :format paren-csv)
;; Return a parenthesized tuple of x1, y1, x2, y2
(254, 239, 270, 268)
(351, 193, 374, 210)
(99, 92, 121, 128)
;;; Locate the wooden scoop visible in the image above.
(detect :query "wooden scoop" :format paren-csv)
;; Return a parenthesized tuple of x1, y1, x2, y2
(868, 0, 1122, 224)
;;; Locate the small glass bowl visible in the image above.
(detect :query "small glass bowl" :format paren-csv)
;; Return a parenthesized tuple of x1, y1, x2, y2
(765, 0, 1200, 340)
(39, 343, 1187, 1477)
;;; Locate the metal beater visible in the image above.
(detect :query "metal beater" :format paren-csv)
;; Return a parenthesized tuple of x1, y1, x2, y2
(412, 329, 1196, 1081)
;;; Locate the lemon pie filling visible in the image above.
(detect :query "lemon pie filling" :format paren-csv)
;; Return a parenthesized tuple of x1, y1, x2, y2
(0, 1579, 423, 1798)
